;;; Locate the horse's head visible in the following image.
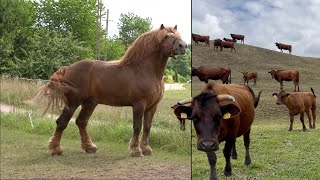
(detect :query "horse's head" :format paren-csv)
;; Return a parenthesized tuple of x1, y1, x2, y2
(160, 24, 187, 59)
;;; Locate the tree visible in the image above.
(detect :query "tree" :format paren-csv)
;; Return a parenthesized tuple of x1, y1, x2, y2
(117, 12, 152, 49)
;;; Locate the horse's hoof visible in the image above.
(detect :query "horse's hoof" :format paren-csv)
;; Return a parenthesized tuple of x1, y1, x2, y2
(141, 145, 152, 156)
(83, 143, 97, 153)
(130, 148, 143, 157)
(51, 146, 63, 156)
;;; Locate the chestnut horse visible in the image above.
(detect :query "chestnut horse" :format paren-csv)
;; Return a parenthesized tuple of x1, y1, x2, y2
(32, 24, 187, 157)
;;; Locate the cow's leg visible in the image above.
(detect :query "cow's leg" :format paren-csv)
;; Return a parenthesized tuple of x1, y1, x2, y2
(75, 98, 98, 153)
(207, 151, 217, 180)
(312, 107, 316, 129)
(306, 110, 313, 129)
(243, 128, 252, 165)
(48, 105, 78, 155)
(223, 139, 234, 176)
(280, 80, 283, 90)
(140, 104, 158, 155)
(300, 112, 307, 131)
(231, 143, 237, 159)
(129, 102, 146, 157)
(254, 78, 257, 86)
(288, 114, 294, 131)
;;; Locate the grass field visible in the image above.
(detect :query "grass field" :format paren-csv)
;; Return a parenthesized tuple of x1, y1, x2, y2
(191, 42, 320, 179)
(0, 76, 192, 179)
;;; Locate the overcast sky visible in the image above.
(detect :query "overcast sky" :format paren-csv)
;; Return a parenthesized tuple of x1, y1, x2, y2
(102, 0, 191, 44)
(192, 0, 320, 58)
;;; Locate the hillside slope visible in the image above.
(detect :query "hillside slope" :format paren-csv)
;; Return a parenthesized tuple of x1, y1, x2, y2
(192, 41, 320, 120)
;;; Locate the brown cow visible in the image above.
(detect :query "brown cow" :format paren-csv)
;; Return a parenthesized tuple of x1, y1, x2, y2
(275, 42, 292, 54)
(230, 34, 245, 44)
(272, 88, 316, 131)
(171, 83, 262, 179)
(223, 38, 236, 42)
(268, 69, 300, 92)
(192, 66, 231, 84)
(241, 72, 258, 86)
(213, 39, 222, 50)
(192, 33, 210, 46)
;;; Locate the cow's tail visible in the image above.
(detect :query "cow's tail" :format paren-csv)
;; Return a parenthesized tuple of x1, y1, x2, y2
(24, 67, 73, 115)
(310, 87, 316, 97)
(247, 86, 262, 108)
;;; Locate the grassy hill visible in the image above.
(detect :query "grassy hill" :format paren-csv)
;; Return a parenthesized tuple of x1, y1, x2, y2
(191, 42, 320, 179)
(192, 41, 320, 119)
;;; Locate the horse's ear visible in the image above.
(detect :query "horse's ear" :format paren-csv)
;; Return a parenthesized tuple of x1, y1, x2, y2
(160, 24, 165, 30)
(174, 25, 177, 30)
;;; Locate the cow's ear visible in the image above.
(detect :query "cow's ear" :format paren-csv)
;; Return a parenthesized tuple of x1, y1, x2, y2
(220, 104, 240, 119)
(160, 24, 165, 30)
(173, 105, 193, 120)
(174, 25, 177, 30)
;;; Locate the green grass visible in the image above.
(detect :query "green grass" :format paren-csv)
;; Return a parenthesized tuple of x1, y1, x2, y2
(191, 42, 320, 179)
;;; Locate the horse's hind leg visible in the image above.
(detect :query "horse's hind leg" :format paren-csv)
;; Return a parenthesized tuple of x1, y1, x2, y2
(48, 105, 78, 155)
(129, 103, 146, 157)
(140, 105, 158, 155)
(75, 98, 98, 153)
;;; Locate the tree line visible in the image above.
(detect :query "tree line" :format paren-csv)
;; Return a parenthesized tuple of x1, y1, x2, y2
(0, 0, 190, 82)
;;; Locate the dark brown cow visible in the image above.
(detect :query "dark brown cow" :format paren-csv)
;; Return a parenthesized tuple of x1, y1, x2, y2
(171, 83, 262, 179)
(223, 38, 236, 42)
(192, 33, 210, 46)
(213, 39, 222, 50)
(272, 88, 316, 131)
(192, 66, 231, 84)
(230, 34, 245, 44)
(268, 69, 300, 92)
(275, 42, 292, 54)
(241, 72, 258, 86)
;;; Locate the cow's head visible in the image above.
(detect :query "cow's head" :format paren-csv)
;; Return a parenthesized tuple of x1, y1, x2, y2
(241, 71, 248, 78)
(172, 91, 240, 152)
(268, 70, 277, 79)
(272, 90, 290, 105)
(275, 42, 279, 47)
(191, 67, 198, 76)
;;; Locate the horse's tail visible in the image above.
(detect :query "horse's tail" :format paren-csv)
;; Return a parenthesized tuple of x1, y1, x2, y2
(24, 66, 73, 115)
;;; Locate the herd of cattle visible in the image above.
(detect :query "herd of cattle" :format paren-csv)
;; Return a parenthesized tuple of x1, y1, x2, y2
(192, 33, 292, 54)
(172, 65, 317, 179)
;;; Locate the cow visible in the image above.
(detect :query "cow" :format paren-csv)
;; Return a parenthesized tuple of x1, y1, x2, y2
(275, 42, 292, 54)
(221, 41, 236, 52)
(230, 34, 245, 44)
(268, 69, 300, 92)
(171, 83, 262, 179)
(241, 72, 258, 86)
(192, 66, 231, 84)
(213, 39, 222, 50)
(272, 88, 316, 131)
(192, 33, 210, 46)
(223, 38, 236, 42)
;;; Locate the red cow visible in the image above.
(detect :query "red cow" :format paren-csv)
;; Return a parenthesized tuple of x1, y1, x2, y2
(192, 66, 231, 84)
(230, 34, 245, 44)
(192, 33, 210, 46)
(241, 72, 258, 86)
(172, 83, 262, 179)
(268, 69, 300, 92)
(275, 42, 292, 54)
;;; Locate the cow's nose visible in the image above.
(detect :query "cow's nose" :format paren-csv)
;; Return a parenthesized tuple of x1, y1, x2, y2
(199, 140, 218, 151)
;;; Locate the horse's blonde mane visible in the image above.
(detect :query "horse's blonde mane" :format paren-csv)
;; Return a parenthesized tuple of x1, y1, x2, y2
(119, 26, 181, 66)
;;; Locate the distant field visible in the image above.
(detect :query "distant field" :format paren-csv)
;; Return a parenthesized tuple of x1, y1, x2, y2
(0, 76, 191, 179)
(191, 42, 320, 179)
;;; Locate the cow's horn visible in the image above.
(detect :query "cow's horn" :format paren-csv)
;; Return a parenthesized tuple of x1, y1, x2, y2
(177, 98, 193, 105)
(217, 94, 236, 103)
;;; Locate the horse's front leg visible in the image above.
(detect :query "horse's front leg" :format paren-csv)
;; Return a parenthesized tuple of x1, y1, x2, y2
(129, 103, 146, 157)
(140, 105, 158, 155)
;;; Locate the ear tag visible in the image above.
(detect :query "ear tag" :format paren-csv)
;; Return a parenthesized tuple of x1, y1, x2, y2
(273, 95, 277, 99)
(223, 112, 231, 119)
(181, 113, 187, 119)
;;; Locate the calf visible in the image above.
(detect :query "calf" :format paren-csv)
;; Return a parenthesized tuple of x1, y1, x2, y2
(241, 72, 258, 86)
(192, 33, 210, 46)
(275, 42, 292, 54)
(192, 66, 231, 84)
(172, 83, 262, 179)
(268, 69, 300, 92)
(272, 88, 316, 131)
(230, 34, 245, 44)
